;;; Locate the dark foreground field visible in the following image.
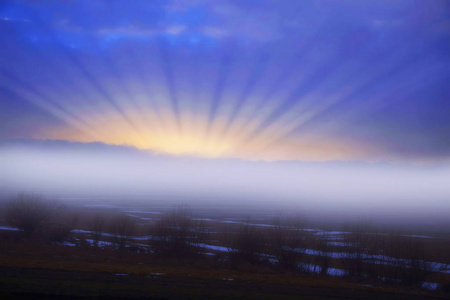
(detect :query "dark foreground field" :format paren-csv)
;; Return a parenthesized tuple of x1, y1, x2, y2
(0, 266, 445, 299)
(0, 237, 447, 300)
(0, 197, 449, 299)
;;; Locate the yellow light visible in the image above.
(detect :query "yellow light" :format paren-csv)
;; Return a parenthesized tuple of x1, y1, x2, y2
(42, 96, 371, 162)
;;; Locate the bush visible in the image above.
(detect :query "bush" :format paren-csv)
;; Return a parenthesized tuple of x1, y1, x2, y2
(227, 219, 266, 265)
(397, 237, 445, 286)
(5, 193, 53, 237)
(48, 211, 79, 243)
(149, 204, 205, 257)
(109, 215, 137, 251)
(315, 232, 332, 275)
(90, 214, 106, 247)
(270, 216, 307, 272)
(341, 222, 371, 280)
(380, 234, 447, 287)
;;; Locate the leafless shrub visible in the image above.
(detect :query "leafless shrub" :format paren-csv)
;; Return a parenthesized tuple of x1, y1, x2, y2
(395, 237, 446, 286)
(341, 222, 371, 280)
(227, 219, 266, 265)
(90, 214, 106, 247)
(315, 232, 332, 275)
(48, 210, 79, 243)
(149, 204, 205, 257)
(5, 193, 54, 237)
(109, 215, 137, 251)
(270, 216, 307, 272)
(363, 230, 384, 281)
(380, 232, 404, 284)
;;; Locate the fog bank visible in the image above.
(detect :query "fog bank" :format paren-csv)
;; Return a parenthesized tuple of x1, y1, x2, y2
(1, 139, 449, 221)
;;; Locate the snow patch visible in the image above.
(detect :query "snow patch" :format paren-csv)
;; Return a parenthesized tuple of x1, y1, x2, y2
(83, 204, 117, 208)
(326, 242, 356, 247)
(327, 268, 346, 277)
(0, 226, 19, 231)
(126, 214, 152, 221)
(315, 231, 350, 236)
(403, 235, 433, 239)
(421, 282, 440, 290)
(85, 239, 113, 247)
(198, 243, 231, 252)
(124, 210, 161, 214)
(59, 241, 77, 247)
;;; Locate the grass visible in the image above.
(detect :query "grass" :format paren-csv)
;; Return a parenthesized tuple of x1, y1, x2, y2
(0, 238, 447, 299)
(0, 204, 449, 299)
(0, 266, 444, 300)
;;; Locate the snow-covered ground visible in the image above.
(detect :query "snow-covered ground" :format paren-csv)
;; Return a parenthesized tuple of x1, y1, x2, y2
(126, 214, 153, 221)
(0, 226, 19, 231)
(402, 234, 433, 239)
(197, 243, 231, 253)
(1, 224, 448, 278)
(421, 282, 440, 290)
(123, 209, 163, 215)
(83, 204, 118, 208)
(315, 231, 351, 236)
(85, 239, 113, 247)
(124, 210, 162, 214)
(325, 241, 356, 247)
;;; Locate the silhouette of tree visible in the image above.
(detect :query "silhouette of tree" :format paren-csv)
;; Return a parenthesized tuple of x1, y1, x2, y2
(227, 219, 266, 265)
(5, 193, 53, 237)
(271, 216, 307, 272)
(109, 215, 137, 251)
(90, 214, 106, 247)
(48, 210, 79, 243)
(149, 204, 205, 257)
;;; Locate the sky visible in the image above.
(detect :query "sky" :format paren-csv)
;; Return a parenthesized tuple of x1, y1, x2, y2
(0, 0, 449, 164)
(0, 1, 449, 217)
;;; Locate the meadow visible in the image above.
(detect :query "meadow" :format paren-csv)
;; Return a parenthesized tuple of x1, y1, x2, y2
(0, 194, 449, 299)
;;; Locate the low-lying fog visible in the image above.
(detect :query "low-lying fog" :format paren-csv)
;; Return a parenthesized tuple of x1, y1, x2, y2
(1, 139, 449, 228)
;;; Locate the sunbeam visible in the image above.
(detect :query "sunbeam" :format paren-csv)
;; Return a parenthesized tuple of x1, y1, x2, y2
(0, 3, 449, 297)
(0, 0, 448, 163)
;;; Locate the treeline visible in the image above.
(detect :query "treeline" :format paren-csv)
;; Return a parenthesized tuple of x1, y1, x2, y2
(1, 194, 449, 293)
(3, 193, 78, 242)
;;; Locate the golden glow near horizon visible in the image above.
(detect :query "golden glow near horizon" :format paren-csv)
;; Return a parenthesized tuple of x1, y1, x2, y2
(2, 1, 449, 167)
(9, 44, 375, 162)
(42, 99, 369, 162)
(7, 55, 378, 162)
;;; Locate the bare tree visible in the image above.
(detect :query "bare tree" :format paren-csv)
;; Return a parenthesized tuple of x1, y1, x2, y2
(109, 215, 137, 251)
(363, 227, 386, 282)
(5, 193, 53, 237)
(271, 216, 306, 272)
(90, 214, 106, 247)
(149, 204, 205, 257)
(48, 210, 79, 243)
(380, 232, 449, 287)
(381, 232, 404, 284)
(341, 222, 370, 280)
(227, 219, 266, 265)
(397, 237, 446, 287)
(315, 232, 332, 276)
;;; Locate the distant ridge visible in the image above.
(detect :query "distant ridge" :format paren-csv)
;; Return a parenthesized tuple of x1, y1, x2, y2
(1, 137, 447, 171)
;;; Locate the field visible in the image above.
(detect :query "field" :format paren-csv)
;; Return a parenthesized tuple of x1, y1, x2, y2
(0, 197, 449, 299)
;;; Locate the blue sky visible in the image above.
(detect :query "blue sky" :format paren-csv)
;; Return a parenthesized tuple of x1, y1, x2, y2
(1, 0, 449, 163)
